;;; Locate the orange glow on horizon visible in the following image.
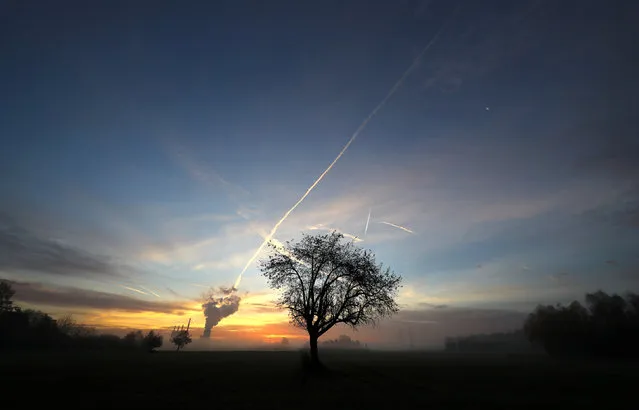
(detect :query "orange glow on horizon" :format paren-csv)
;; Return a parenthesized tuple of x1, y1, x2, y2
(36, 290, 301, 343)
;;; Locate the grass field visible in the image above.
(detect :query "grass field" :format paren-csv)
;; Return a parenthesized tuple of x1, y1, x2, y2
(1, 350, 635, 409)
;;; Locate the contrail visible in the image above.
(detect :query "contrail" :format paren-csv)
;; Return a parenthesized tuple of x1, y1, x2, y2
(364, 208, 371, 236)
(121, 285, 149, 296)
(306, 224, 363, 242)
(234, 9, 456, 290)
(264, 236, 308, 266)
(139, 285, 161, 298)
(378, 221, 415, 234)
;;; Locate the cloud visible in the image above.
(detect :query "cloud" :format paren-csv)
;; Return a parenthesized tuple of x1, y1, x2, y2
(418, 302, 448, 309)
(243, 302, 279, 314)
(7, 280, 195, 314)
(548, 272, 569, 283)
(580, 198, 639, 229)
(0, 213, 132, 278)
(605, 260, 619, 266)
(191, 249, 261, 272)
(576, 136, 639, 183)
(165, 287, 184, 298)
(165, 139, 253, 206)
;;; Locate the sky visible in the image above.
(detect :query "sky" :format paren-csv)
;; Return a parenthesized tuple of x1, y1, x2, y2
(1, 0, 638, 349)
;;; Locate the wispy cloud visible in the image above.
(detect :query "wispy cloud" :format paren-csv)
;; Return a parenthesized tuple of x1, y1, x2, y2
(548, 272, 569, 283)
(418, 302, 448, 309)
(167, 140, 252, 202)
(0, 213, 133, 278)
(9, 280, 195, 314)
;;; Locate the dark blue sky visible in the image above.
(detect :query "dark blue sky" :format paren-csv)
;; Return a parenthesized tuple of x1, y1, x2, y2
(1, 0, 638, 317)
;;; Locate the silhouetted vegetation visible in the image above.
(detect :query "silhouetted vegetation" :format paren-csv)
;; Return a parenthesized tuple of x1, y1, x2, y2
(445, 330, 541, 354)
(170, 329, 192, 351)
(0, 280, 15, 312)
(524, 290, 639, 358)
(321, 334, 367, 350)
(260, 231, 401, 366)
(0, 280, 162, 352)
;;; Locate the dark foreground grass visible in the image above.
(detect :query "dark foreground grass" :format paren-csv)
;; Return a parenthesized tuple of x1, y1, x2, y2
(0, 350, 635, 409)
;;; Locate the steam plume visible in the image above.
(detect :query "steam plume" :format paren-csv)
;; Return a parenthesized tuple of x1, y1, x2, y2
(201, 286, 241, 338)
(232, 14, 452, 290)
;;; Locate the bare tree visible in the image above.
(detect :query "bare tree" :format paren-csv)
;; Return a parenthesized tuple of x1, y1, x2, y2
(260, 231, 402, 366)
(56, 314, 77, 336)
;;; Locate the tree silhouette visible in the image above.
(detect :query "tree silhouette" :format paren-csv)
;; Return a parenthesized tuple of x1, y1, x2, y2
(143, 330, 163, 352)
(123, 330, 144, 349)
(524, 290, 639, 358)
(0, 280, 15, 313)
(260, 231, 402, 366)
(170, 330, 192, 351)
(321, 334, 364, 350)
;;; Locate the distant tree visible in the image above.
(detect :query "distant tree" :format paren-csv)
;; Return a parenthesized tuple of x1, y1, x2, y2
(123, 330, 144, 349)
(260, 231, 402, 366)
(322, 334, 364, 350)
(281, 337, 290, 347)
(170, 330, 192, 351)
(0, 280, 15, 313)
(524, 290, 639, 358)
(143, 330, 163, 352)
(56, 314, 78, 336)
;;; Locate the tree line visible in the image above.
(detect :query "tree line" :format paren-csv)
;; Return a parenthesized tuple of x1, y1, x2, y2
(445, 330, 541, 354)
(0, 280, 188, 352)
(524, 290, 639, 358)
(443, 290, 639, 358)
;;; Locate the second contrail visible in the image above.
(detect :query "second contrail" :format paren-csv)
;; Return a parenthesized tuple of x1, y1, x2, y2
(233, 10, 456, 289)
(364, 208, 371, 236)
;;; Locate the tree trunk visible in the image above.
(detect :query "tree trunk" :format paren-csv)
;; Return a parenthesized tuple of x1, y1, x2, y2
(309, 333, 319, 366)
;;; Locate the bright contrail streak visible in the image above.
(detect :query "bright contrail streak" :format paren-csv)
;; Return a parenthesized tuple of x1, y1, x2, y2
(364, 208, 371, 236)
(306, 224, 363, 242)
(233, 12, 454, 290)
(121, 286, 149, 296)
(264, 236, 308, 267)
(379, 221, 415, 234)
(139, 285, 161, 298)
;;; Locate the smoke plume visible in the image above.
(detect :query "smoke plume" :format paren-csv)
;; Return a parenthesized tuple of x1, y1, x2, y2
(201, 286, 241, 338)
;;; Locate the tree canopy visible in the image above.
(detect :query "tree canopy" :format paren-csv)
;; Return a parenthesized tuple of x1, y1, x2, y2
(260, 231, 401, 364)
(524, 290, 639, 358)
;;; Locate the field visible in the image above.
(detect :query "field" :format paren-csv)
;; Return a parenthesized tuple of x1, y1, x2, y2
(1, 350, 635, 409)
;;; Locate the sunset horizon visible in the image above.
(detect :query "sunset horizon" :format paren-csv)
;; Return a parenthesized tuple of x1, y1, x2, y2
(2, 0, 637, 350)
